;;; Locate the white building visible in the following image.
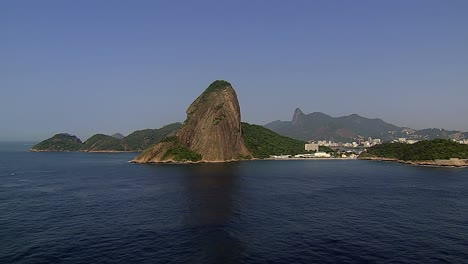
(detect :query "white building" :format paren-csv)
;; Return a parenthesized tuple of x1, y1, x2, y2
(316, 140, 338, 147)
(314, 152, 331, 158)
(305, 143, 319, 151)
(270, 155, 291, 159)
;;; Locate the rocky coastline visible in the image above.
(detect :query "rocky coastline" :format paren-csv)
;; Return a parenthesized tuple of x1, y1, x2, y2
(359, 156, 468, 168)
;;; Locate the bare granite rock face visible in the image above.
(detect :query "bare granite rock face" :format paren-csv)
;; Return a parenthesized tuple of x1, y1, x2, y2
(131, 80, 251, 163)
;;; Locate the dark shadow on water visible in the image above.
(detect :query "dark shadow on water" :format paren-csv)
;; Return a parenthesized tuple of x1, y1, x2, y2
(181, 162, 244, 263)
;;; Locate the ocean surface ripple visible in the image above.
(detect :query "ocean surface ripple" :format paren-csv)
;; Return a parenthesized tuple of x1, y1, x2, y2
(1, 143, 468, 263)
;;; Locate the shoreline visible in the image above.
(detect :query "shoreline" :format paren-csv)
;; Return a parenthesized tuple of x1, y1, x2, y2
(263, 157, 357, 161)
(28, 150, 467, 168)
(359, 157, 468, 168)
(129, 158, 257, 164)
(129, 157, 357, 164)
(29, 149, 140, 153)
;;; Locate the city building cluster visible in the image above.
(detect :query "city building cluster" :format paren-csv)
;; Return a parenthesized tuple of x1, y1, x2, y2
(268, 137, 468, 160)
(393, 138, 468, 145)
(306, 137, 382, 149)
(392, 138, 419, 144)
(453, 139, 468, 145)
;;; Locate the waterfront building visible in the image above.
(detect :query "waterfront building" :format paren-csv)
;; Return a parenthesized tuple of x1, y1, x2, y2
(314, 152, 331, 158)
(305, 143, 319, 151)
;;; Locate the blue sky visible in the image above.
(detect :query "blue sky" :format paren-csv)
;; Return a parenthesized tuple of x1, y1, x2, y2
(1, 0, 468, 141)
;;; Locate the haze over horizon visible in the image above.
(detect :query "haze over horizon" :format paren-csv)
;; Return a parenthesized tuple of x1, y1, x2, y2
(2, 1, 468, 141)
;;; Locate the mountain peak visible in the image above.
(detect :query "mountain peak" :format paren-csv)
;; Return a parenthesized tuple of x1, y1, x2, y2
(202, 80, 232, 94)
(347, 113, 364, 120)
(111, 133, 125, 139)
(292, 107, 305, 125)
(294, 107, 303, 115)
(131, 80, 250, 163)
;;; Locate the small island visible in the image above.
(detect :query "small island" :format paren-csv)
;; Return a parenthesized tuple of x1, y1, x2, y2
(359, 139, 468, 167)
(30, 123, 182, 153)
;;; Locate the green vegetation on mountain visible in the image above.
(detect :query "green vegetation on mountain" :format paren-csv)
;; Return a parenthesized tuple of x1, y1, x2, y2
(203, 80, 231, 95)
(123, 123, 182, 151)
(81, 134, 126, 152)
(319, 146, 335, 153)
(31, 123, 182, 152)
(136, 136, 202, 162)
(241, 122, 306, 158)
(111, 133, 125, 139)
(31, 133, 83, 151)
(162, 144, 202, 162)
(360, 139, 468, 161)
(213, 115, 226, 125)
(189, 80, 232, 113)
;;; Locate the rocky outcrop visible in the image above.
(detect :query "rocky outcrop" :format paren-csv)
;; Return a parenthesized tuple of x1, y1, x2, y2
(291, 107, 306, 127)
(409, 158, 468, 167)
(131, 80, 251, 163)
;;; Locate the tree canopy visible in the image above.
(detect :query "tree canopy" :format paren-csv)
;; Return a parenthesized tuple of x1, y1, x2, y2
(241, 122, 306, 158)
(361, 139, 468, 161)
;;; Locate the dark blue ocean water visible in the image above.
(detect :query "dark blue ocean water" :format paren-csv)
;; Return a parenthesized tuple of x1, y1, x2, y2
(1, 142, 468, 264)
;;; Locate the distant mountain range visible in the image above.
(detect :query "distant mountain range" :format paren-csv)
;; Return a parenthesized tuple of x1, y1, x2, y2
(265, 108, 468, 142)
(31, 123, 182, 152)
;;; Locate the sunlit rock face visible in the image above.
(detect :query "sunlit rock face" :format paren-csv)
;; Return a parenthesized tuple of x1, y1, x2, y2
(131, 80, 251, 163)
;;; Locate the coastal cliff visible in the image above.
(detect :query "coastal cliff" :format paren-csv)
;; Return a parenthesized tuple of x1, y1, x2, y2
(131, 80, 251, 163)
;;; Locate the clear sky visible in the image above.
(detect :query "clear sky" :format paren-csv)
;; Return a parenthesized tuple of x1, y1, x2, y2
(2, 0, 468, 141)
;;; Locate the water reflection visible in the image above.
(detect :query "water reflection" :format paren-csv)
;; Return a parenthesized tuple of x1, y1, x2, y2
(182, 162, 244, 263)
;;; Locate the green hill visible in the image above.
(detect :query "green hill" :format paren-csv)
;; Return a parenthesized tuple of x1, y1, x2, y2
(31, 123, 182, 152)
(31, 133, 83, 151)
(360, 139, 468, 161)
(241, 122, 306, 158)
(81, 134, 126, 152)
(123, 123, 182, 151)
(111, 133, 125, 139)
